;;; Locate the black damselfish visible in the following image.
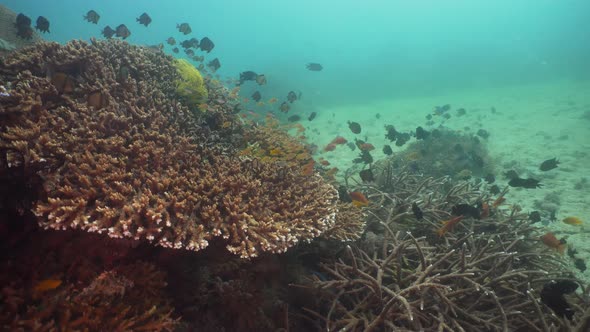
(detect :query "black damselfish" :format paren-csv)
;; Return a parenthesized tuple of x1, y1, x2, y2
(509, 177, 542, 189)
(540, 158, 559, 171)
(540, 280, 578, 320)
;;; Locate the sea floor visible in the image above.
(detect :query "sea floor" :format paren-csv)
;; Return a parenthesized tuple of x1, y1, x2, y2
(302, 78, 590, 281)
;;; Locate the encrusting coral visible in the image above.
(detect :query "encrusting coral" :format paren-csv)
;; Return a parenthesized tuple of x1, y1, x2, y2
(173, 58, 208, 109)
(0, 39, 338, 259)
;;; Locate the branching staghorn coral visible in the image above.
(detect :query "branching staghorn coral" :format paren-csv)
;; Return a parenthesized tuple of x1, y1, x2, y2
(0, 39, 338, 259)
(298, 161, 590, 331)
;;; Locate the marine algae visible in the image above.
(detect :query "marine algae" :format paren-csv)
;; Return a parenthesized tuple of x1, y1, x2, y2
(173, 58, 208, 110)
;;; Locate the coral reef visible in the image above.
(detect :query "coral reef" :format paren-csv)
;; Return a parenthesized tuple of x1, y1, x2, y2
(173, 58, 208, 109)
(0, 40, 338, 259)
(392, 128, 493, 180)
(297, 161, 590, 331)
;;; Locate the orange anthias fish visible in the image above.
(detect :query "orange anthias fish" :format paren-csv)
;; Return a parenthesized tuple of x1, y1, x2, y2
(562, 216, 583, 226)
(436, 216, 465, 237)
(480, 202, 490, 219)
(349, 191, 369, 208)
(33, 279, 62, 293)
(540, 232, 566, 254)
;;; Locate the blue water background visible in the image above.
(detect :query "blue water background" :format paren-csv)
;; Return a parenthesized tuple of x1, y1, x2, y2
(3, 0, 589, 109)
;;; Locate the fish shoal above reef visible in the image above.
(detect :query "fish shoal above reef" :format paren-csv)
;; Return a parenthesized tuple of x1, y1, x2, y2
(0, 39, 342, 259)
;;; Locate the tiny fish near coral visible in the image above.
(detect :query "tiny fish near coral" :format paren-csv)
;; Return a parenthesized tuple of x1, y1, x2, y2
(540, 232, 566, 254)
(562, 216, 583, 226)
(349, 191, 369, 208)
(33, 279, 62, 293)
(436, 216, 464, 236)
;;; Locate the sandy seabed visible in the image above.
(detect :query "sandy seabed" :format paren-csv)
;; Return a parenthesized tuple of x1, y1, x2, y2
(302, 78, 590, 282)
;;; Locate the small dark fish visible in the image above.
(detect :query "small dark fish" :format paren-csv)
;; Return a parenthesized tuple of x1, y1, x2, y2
(306, 63, 323, 71)
(136, 13, 152, 27)
(288, 115, 301, 122)
(540, 158, 559, 171)
(207, 58, 221, 71)
(16, 13, 32, 27)
(239, 71, 258, 85)
(172, 47, 179, 54)
(251, 91, 261, 102)
(353, 150, 373, 164)
(185, 49, 195, 56)
(84, 10, 100, 24)
(412, 202, 423, 220)
(375, 113, 381, 119)
(199, 37, 215, 53)
(433, 104, 451, 115)
(540, 280, 578, 320)
(348, 121, 361, 134)
(529, 211, 541, 223)
(255, 74, 267, 86)
(115, 24, 131, 39)
(192, 55, 204, 62)
(177, 23, 191, 35)
(483, 173, 495, 184)
(574, 258, 586, 272)
(359, 169, 374, 182)
(456, 108, 466, 116)
(287, 91, 298, 103)
(35, 16, 50, 33)
(489, 185, 500, 195)
(16, 25, 33, 39)
(180, 40, 191, 48)
(477, 129, 490, 139)
(385, 125, 398, 141)
(508, 177, 542, 189)
(347, 142, 356, 151)
(383, 145, 393, 156)
(279, 101, 290, 113)
(181, 38, 199, 49)
(415, 126, 430, 140)
(395, 133, 410, 147)
(166, 37, 176, 45)
(338, 185, 352, 203)
(452, 203, 481, 219)
(102, 25, 116, 39)
(308, 112, 317, 121)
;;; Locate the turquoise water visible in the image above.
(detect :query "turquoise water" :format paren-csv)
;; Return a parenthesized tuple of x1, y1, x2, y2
(4, 0, 590, 109)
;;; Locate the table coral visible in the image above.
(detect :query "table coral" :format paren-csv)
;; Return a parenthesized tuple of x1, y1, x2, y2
(0, 39, 338, 259)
